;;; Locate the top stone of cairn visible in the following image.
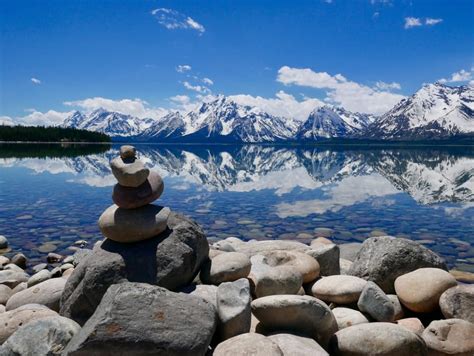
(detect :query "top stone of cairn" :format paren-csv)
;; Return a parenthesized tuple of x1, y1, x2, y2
(120, 145, 136, 160)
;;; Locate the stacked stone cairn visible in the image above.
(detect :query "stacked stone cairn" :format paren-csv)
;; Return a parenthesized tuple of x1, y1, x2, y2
(0, 146, 473, 355)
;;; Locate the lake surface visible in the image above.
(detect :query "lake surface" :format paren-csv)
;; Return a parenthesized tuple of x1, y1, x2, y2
(0, 143, 473, 273)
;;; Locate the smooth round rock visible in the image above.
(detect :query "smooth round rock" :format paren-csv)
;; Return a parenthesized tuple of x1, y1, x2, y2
(387, 294, 405, 320)
(0, 284, 13, 305)
(312, 275, 367, 304)
(110, 156, 149, 188)
(332, 307, 369, 330)
(394, 268, 457, 313)
(439, 285, 474, 323)
(258, 250, 320, 283)
(0, 270, 29, 288)
(27, 269, 51, 287)
(233, 240, 309, 257)
(6, 277, 67, 312)
(0, 315, 81, 355)
(201, 252, 251, 285)
(0, 304, 59, 343)
(0, 256, 10, 266)
(422, 319, 474, 356)
(329, 322, 427, 355)
(268, 333, 329, 356)
(214, 333, 283, 356)
(119, 145, 136, 159)
(112, 170, 164, 209)
(0, 235, 8, 249)
(396, 318, 424, 336)
(249, 255, 303, 298)
(251, 295, 338, 348)
(98, 204, 170, 243)
(11, 253, 27, 269)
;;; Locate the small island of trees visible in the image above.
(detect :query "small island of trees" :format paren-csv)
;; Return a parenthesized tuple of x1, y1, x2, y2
(0, 125, 111, 143)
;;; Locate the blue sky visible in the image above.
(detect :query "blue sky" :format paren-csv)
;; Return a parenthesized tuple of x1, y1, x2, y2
(1, 0, 473, 125)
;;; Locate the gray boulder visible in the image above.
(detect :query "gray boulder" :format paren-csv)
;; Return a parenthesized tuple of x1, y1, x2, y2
(357, 281, 395, 322)
(217, 278, 251, 340)
(439, 285, 474, 323)
(0, 315, 80, 355)
(348, 236, 447, 293)
(60, 212, 209, 325)
(64, 282, 216, 355)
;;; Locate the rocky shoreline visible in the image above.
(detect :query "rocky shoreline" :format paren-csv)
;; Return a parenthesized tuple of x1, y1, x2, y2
(0, 146, 473, 355)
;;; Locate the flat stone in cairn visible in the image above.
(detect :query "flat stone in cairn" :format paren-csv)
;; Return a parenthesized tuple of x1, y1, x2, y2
(98, 204, 170, 243)
(357, 281, 395, 322)
(394, 267, 457, 313)
(312, 275, 367, 304)
(439, 285, 474, 323)
(110, 156, 149, 188)
(112, 170, 164, 209)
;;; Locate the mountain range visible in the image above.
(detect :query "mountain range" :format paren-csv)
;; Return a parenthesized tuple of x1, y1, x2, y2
(62, 83, 474, 142)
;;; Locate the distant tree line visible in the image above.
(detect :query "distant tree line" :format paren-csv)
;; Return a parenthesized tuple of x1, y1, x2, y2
(0, 125, 110, 143)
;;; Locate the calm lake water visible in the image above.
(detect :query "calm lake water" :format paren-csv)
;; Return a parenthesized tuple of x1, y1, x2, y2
(0, 143, 473, 273)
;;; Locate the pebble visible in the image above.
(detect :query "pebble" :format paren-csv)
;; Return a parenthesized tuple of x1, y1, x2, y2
(312, 275, 367, 304)
(394, 267, 457, 313)
(268, 333, 329, 356)
(0, 235, 8, 249)
(11, 253, 27, 269)
(357, 281, 395, 322)
(396, 317, 424, 336)
(38, 243, 57, 253)
(47, 252, 63, 263)
(214, 333, 283, 356)
(0, 284, 13, 305)
(258, 250, 320, 283)
(27, 269, 51, 287)
(332, 307, 369, 329)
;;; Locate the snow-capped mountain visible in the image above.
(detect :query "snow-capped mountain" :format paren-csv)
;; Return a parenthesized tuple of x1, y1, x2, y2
(62, 83, 473, 141)
(296, 106, 375, 140)
(63, 108, 156, 137)
(139, 96, 299, 142)
(367, 83, 474, 139)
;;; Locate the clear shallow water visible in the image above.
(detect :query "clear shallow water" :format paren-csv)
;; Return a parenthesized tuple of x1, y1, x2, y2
(0, 143, 473, 273)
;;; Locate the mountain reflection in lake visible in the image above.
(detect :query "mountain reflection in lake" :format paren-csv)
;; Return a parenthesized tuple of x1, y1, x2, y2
(0, 143, 473, 273)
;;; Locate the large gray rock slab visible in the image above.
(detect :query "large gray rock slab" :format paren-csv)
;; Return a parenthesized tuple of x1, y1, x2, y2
(306, 244, 340, 276)
(0, 304, 58, 344)
(0, 315, 80, 355)
(394, 267, 457, 313)
(64, 282, 216, 355)
(6, 277, 66, 312)
(329, 322, 427, 355)
(98, 204, 170, 243)
(217, 278, 251, 340)
(348, 236, 447, 293)
(357, 281, 395, 322)
(439, 285, 474, 323)
(251, 295, 338, 349)
(0, 270, 29, 289)
(112, 170, 164, 209)
(422, 319, 474, 356)
(200, 252, 251, 285)
(60, 212, 209, 325)
(110, 156, 149, 187)
(268, 333, 329, 356)
(233, 240, 309, 257)
(214, 333, 283, 356)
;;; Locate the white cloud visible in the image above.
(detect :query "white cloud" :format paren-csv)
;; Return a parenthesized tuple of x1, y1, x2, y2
(151, 8, 205, 34)
(168, 94, 198, 112)
(439, 67, 473, 84)
(31, 77, 41, 85)
(0, 116, 15, 126)
(176, 64, 192, 73)
(375, 81, 401, 90)
(230, 90, 323, 121)
(4, 109, 74, 126)
(404, 17, 422, 29)
(183, 81, 211, 94)
(202, 77, 214, 86)
(64, 97, 168, 119)
(277, 66, 405, 115)
(425, 18, 443, 26)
